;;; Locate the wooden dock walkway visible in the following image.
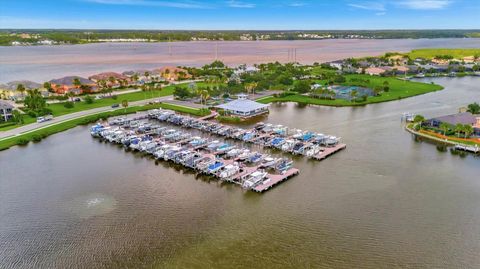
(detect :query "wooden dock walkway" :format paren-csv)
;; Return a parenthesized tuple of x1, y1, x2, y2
(313, 144, 347, 160)
(253, 168, 300, 193)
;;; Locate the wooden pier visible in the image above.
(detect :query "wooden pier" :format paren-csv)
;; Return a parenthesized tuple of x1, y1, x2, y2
(252, 168, 300, 193)
(454, 144, 480, 153)
(313, 143, 347, 160)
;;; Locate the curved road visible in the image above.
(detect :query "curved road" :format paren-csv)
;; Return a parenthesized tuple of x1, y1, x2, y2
(0, 95, 173, 141)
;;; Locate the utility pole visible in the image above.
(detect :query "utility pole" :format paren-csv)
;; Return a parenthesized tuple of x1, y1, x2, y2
(168, 37, 172, 56)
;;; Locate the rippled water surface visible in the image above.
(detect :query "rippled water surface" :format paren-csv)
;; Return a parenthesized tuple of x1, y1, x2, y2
(1, 77, 480, 268)
(1, 38, 480, 83)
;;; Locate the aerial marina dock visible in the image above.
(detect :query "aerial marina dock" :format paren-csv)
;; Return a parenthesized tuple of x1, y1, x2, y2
(147, 109, 347, 161)
(90, 109, 346, 193)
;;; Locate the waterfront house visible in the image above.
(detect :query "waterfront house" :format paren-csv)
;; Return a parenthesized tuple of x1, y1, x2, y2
(427, 112, 480, 136)
(0, 100, 14, 122)
(328, 60, 344, 70)
(88, 72, 129, 87)
(1, 80, 49, 100)
(215, 94, 269, 118)
(365, 67, 386, 76)
(49, 76, 97, 95)
(154, 66, 191, 81)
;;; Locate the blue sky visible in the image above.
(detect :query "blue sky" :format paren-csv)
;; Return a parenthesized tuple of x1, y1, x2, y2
(1, 0, 479, 30)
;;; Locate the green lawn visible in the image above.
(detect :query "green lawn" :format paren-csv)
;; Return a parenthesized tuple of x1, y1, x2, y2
(259, 75, 443, 106)
(407, 48, 480, 59)
(0, 104, 162, 151)
(0, 85, 175, 132)
(159, 103, 211, 116)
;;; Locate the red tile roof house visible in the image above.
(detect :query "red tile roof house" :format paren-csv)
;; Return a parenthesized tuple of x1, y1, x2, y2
(154, 66, 192, 81)
(365, 67, 386, 76)
(88, 72, 130, 88)
(49, 76, 97, 95)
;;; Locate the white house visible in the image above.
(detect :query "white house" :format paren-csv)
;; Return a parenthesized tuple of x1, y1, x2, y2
(0, 100, 14, 122)
(215, 94, 269, 118)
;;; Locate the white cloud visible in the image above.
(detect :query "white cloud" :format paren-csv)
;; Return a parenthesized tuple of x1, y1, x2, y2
(226, 0, 256, 8)
(348, 2, 386, 11)
(376, 12, 386, 15)
(84, 0, 211, 9)
(396, 0, 452, 10)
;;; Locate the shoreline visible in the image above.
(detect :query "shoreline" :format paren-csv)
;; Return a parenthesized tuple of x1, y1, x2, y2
(405, 123, 480, 147)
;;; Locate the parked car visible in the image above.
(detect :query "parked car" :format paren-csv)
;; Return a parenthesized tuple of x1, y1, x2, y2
(37, 115, 53, 123)
(74, 97, 81, 102)
(111, 104, 120, 108)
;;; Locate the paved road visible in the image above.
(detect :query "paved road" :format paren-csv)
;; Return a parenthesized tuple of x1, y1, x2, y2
(0, 95, 173, 141)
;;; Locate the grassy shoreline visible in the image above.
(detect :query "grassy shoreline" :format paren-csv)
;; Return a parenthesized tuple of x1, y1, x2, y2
(0, 86, 176, 132)
(0, 100, 212, 151)
(259, 75, 443, 106)
(0, 104, 158, 151)
(405, 123, 480, 147)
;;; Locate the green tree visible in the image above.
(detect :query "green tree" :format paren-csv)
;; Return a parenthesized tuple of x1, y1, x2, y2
(413, 115, 425, 123)
(73, 77, 81, 88)
(64, 101, 74, 109)
(12, 110, 24, 124)
(350, 90, 358, 102)
(16, 84, 26, 99)
(131, 74, 139, 84)
(173, 86, 191, 100)
(84, 95, 94, 104)
(463, 124, 473, 138)
(467, 102, 480, 114)
(108, 76, 116, 86)
(383, 80, 390, 92)
(293, 80, 311, 94)
(121, 99, 128, 112)
(454, 123, 464, 137)
(43, 82, 52, 92)
(439, 122, 450, 136)
(23, 89, 46, 112)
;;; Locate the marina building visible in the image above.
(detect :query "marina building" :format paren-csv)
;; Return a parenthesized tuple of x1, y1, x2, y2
(215, 94, 269, 118)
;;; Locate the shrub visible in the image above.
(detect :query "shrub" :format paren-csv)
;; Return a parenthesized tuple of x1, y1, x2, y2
(279, 91, 296, 98)
(27, 110, 38, 118)
(111, 95, 118, 100)
(84, 95, 94, 104)
(64, 101, 74, 109)
(17, 138, 29, 145)
(31, 134, 42, 142)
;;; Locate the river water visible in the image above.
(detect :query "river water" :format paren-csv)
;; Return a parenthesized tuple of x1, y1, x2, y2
(1, 77, 480, 268)
(1, 38, 480, 83)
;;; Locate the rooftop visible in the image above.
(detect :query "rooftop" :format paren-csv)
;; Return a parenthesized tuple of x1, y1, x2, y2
(432, 112, 477, 126)
(215, 97, 269, 113)
(49, 76, 94, 86)
(0, 100, 14, 110)
(88, 72, 128, 81)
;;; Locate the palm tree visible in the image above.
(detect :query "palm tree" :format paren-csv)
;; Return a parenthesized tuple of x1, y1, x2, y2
(454, 123, 464, 137)
(439, 122, 450, 136)
(350, 90, 358, 102)
(132, 74, 139, 85)
(16, 83, 26, 99)
(67, 91, 75, 102)
(108, 76, 116, 87)
(12, 110, 24, 124)
(73, 78, 82, 88)
(463, 124, 474, 138)
(121, 100, 128, 112)
(200, 89, 210, 105)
